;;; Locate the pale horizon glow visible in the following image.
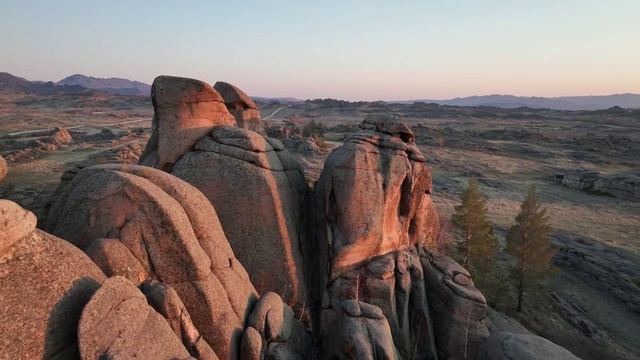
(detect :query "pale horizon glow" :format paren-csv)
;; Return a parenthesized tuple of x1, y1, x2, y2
(1, 0, 639, 101)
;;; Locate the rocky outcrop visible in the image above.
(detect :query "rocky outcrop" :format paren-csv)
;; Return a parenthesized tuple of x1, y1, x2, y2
(78, 276, 195, 360)
(171, 126, 308, 306)
(46, 126, 73, 146)
(478, 332, 580, 360)
(554, 170, 640, 201)
(214, 81, 264, 134)
(0, 154, 7, 182)
(0, 200, 106, 359)
(139, 75, 236, 170)
(46, 164, 257, 359)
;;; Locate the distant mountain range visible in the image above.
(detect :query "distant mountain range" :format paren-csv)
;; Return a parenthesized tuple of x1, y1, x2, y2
(57, 74, 151, 96)
(401, 94, 640, 111)
(2, 72, 639, 110)
(0, 72, 150, 96)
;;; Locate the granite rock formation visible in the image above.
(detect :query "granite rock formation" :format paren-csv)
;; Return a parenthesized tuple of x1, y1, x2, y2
(139, 75, 236, 171)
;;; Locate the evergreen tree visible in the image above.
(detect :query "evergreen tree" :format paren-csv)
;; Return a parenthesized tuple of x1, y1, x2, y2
(506, 185, 556, 312)
(452, 178, 497, 271)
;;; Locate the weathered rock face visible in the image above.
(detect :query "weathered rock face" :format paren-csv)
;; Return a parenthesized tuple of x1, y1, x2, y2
(312, 115, 434, 284)
(139, 75, 236, 170)
(321, 249, 438, 359)
(78, 276, 194, 360)
(46, 164, 258, 359)
(171, 126, 309, 306)
(214, 81, 264, 134)
(322, 300, 400, 360)
(478, 332, 580, 360)
(0, 200, 106, 359)
(0, 154, 7, 182)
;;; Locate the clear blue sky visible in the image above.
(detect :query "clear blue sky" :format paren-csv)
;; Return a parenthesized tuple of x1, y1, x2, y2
(1, 0, 639, 100)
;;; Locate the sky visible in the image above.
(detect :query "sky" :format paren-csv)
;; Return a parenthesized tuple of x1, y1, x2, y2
(1, 0, 639, 100)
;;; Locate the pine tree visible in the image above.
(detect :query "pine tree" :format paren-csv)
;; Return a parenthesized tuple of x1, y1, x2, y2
(506, 185, 556, 312)
(452, 178, 497, 288)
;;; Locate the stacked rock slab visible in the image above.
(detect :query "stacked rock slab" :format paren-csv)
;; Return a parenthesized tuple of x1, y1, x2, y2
(46, 164, 258, 359)
(138, 75, 236, 171)
(0, 200, 106, 359)
(214, 81, 265, 134)
(171, 125, 308, 306)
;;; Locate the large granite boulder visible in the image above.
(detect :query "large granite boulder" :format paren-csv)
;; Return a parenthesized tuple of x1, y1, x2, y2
(171, 126, 309, 306)
(0, 200, 106, 359)
(0, 154, 7, 182)
(46, 164, 257, 359)
(478, 332, 580, 360)
(139, 75, 236, 170)
(78, 276, 194, 360)
(214, 81, 264, 134)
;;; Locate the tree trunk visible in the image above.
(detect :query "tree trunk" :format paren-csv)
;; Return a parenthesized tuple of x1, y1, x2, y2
(517, 272, 524, 312)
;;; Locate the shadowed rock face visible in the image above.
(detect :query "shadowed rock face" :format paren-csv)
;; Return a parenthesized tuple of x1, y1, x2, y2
(0, 200, 106, 359)
(214, 81, 264, 134)
(171, 126, 309, 306)
(46, 164, 258, 360)
(139, 75, 236, 170)
(78, 276, 194, 360)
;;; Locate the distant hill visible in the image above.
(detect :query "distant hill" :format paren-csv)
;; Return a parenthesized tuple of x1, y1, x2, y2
(57, 74, 150, 96)
(406, 94, 640, 111)
(0, 72, 89, 95)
